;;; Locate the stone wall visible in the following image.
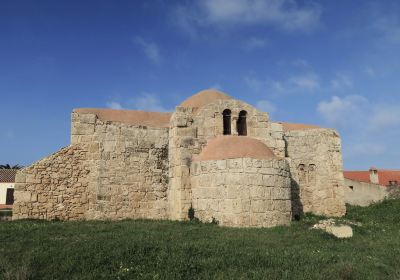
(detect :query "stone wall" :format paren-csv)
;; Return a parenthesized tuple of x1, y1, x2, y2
(168, 107, 199, 220)
(69, 111, 170, 220)
(13, 144, 96, 220)
(193, 100, 285, 157)
(284, 129, 346, 217)
(344, 179, 388, 206)
(190, 158, 292, 227)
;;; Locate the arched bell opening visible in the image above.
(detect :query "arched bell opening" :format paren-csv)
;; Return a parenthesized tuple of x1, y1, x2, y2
(237, 110, 247, 136)
(222, 109, 231, 135)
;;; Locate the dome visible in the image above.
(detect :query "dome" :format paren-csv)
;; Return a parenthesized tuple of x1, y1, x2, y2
(195, 136, 276, 161)
(179, 89, 232, 109)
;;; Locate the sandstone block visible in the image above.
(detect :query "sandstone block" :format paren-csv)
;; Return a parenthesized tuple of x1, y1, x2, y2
(15, 172, 26, 183)
(325, 225, 353, 238)
(72, 123, 95, 135)
(15, 191, 31, 202)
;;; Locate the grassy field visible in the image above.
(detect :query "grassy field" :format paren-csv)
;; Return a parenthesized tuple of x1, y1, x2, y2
(0, 200, 399, 280)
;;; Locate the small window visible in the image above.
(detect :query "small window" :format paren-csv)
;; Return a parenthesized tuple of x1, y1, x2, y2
(237, 110, 247, 136)
(298, 164, 305, 171)
(349, 186, 354, 190)
(223, 109, 231, 135)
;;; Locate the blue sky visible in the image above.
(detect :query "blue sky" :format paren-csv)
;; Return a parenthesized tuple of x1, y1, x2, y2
(1, 0, 400, 170)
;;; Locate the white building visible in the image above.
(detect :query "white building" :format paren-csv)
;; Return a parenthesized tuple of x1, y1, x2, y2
(0, 169, 17, 207)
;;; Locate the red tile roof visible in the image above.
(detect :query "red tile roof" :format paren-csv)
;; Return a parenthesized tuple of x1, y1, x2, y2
(279, 122, 320, 131)
(0, 169, 18, 183)
(343, 169, 400, 186)
(343, 171, 371, 183)
(194, 135, 276, 161)
(376, 170, 400, 186)
(0, 204, 12, 209)
(73, 108, 172, 128)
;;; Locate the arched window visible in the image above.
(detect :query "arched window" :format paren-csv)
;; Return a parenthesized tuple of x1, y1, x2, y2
(222, 109, 231, 135)
(237, 110, 247, 136)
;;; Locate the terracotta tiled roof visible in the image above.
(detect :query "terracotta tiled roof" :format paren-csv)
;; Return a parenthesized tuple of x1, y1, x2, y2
(375, 170, 400, 186)
(279, 122, 320, 131)
(179, 89, 232, 109)
(344, 169, 400, 186)
(0, 169, 17, 183)
(0, 204, 13, 209)
(74, 108, 172, 128)
(194, 136, 276, 161)
(343, 171, 371, 184)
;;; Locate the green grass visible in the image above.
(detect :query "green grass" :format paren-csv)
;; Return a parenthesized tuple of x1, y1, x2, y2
(1, 200, 400, 280)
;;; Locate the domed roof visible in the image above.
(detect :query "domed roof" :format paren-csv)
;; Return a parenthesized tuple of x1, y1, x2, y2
(195, 136, 277, 161)
(179, 89, 232, 109)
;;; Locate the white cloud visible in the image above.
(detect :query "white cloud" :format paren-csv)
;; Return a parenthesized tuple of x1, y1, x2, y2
(364, 66, 376, 77)
(209, 83, 223, 91)
(256, 100, 276, 113)
(317, 95, 400, 132)
(330, 73, 353, 90)
(245, 71, 319, 95)
(317, 95, 368, 126)
(244, 76, 264, 92)
(172, 0, 321, 35)
(130, 93, 168, 112)
(348, 142, 386, 157)
(134, 37, 161, 64)
(243, 37, 268, 50)
(171, 5, 199, 38)
(202, 0, 321, 31)
(288, 72, 320, 91)
(292, 59, 310, 68)
(369, 106, 400, 132)
(106, 93, 168, 112)
(372, 14, 400, 44)
(107, 101, 124, 110)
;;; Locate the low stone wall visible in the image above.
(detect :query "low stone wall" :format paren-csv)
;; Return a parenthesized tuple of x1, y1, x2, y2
(344, 179, 388, 206)
(190, 158, 292, 228)
(13, 144, 96, 220)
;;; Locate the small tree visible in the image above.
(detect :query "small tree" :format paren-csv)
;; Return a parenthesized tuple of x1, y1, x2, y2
(0, 164, 23, 169)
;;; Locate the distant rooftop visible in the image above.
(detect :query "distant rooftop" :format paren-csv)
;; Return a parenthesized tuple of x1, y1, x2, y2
(0, 169, 18, 183)
(344, 169, 400, 186)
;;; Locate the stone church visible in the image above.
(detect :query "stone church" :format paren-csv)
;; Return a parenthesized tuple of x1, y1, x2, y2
(13, 89, 346, 227)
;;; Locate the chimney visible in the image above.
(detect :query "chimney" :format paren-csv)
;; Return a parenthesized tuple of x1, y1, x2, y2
(369, 167, 379, 184)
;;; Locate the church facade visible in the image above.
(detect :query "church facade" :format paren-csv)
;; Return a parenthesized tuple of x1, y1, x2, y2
(13, 89, 346, 227)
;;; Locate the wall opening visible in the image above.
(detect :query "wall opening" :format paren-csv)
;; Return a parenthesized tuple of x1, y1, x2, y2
(223, 109, 231, 135)
(6, 188, 14, 205)
(237, 110, 247, 136)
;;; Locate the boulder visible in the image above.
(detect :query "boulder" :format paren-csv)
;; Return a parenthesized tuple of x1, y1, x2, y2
(325, 225, 353, 238)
